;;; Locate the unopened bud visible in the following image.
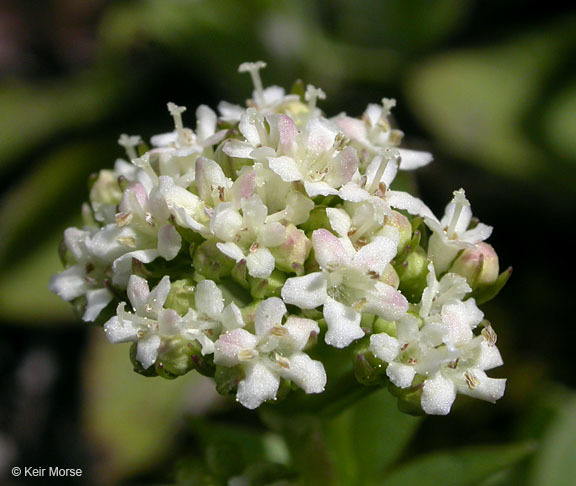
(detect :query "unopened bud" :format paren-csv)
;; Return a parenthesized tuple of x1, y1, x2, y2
(155, 337, 202, 379)
(89, 170, 123, 207)
(450, 242, 499, 289)
(397, 247, 428, 302)
(165, 278, 196, 316)
(193, 240, 235, 281)
(249, 270, 287, 299)
(385, 210, 412, 252)
(270, 224, 311, 275)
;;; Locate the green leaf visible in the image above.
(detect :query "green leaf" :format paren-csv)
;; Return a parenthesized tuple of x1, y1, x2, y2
(378, 442, 536, 486)
(530, 393, 576, 486)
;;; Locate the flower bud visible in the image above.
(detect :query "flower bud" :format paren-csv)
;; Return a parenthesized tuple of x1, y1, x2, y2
(215, 364, 244, 396)
(397, 247, 428, 302)
(89, 170, 123, 206)
(450, 242, 499, 289)
(380, 264, 400, 289)
(384, 210, 413, 253)
(193, 240, 235, 281)
(389, 378, 426, 416)
(164, 278, 196, 316)
(249, 270, 287, 299)
(155, 337, 200, 379)
(270, 224, 311, 275)
(299, 206, 330, 233)
(354, 348, 386, 385)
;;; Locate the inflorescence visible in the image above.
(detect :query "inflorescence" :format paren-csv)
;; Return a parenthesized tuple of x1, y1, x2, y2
(50, 62, 509, 414)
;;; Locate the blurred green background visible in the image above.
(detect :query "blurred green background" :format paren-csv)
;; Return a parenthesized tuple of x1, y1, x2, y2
(1, 1, 575, 484)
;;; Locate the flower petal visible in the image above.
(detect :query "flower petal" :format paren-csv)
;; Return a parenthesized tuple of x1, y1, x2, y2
(246, 247, 275, 278)
(283, 352, 326, 394)
(312, 229, 351, 268)
(269, 156, 302, 182)
(386, 362, 415, 389)
(214, 329, 258, 367)
(49, 265, 87, 301)
(136, 334, 161, 369)
(281, 272, 328, 310)
(397, 148, 433, 170)
(255, 297, 287, 336)
(369, 332, 400, 363)
(364, 282, 408, 321)
(158, 224, 182, 261)
(83, 288, 113, 322)
(421, 372, 457, 415)
(284, 316, 319, 351)
(237, 361, 280, 409)
(323, 297, 364, 348)
(352, 236, 398, 274)
(195, 280, 224, 317)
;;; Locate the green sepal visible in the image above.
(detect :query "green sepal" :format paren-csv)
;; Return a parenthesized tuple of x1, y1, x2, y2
(215, 364, 245, 397)
(469, 266, 512, 305)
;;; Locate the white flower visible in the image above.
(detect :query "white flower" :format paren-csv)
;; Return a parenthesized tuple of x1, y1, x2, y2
(425, 189, 493, 272)
(104, 275, 181, 369)
(213, 195, 286, 278)
(213, 297, 326, 409)
(282, 229, 408, 348)
(49, 227, 113, 322)
(369, 263, 505, 415)
(334, 98, 433, 170)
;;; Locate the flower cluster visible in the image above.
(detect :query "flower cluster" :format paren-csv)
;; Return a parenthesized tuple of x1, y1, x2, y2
(51, 62, 509, 414)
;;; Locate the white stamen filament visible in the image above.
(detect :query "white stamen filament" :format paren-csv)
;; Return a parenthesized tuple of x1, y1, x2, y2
(239, 61, 267, 106)
(167, 102, 187, 146)
(118, 134, 142, 161)
(305, 84, 326, 113)
(446, 189, 470, 238)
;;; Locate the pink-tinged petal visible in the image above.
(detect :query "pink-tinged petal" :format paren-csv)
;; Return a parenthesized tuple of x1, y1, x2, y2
(441, 302, 474, 346)
(326, 146, 358, 187)
(305, 118, 338, 156)
(158, 224, 182, 261)
(137, 334, 161, 369)
(456, 369, 506, 403)
(387, 190, 438, 222)
(269, 156, 302, 182)
(398, 148, 433, 170)
(158, 308, 182, 335)
(237, 362, 280, 409)
(255, 297, 287, 336)
(365, 282, 408, 321)
(339, 182, 370, 202)
(104, 312, 138, 343)
(303, 181, 338, 197)
(127, 275, 150, 314)
(49, 265, 87, 301)
(312, 229, 351, 268)
(369, 333, 400, 363)
(83, 288, 113, 322)
(386, 362, 416, 389)
(230, 171, 256, 208)
(352, 236, 398, 274)
(421, 372, 457, 415)
(223, 140, 254, 159)
(283, 353, 326, 394)
(277, 114, 298, 153)
(284, 317, 320, 351)
(281, 272, 328, 309)
(119, 182, 148, 214)
(148, 275, 171, 312)
(216, 242, 245, 262)
(326, 208, 351, 237)
(334, 116, 368, 144)
(214, 329, 258, 367)
(323, 297, 363, 348)
(195, 280, 224, 317)
(222, 302, 245, 330)
(246, 247, 275, 278)
(195, 104, 217, 141)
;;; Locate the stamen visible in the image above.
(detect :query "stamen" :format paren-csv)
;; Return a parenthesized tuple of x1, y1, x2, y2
(118, 134, 142, 161)
(239, 61, 267, 106)
(381, 98, 397, 119)
(167, 102, 187, 146)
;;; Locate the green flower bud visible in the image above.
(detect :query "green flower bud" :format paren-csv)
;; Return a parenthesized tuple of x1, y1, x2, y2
(155, 337, 198, 379)
(249, 269, 287, 299)
(373, 317, 397, 337)
(450, 242, 499, 289)
(164, 278, 196, 316)
(193, 239, 235, 281)
(270, 224, 311, 275)
(354, 348, 386, 385)
(389, 378, 426, 416)
(398, 247, 428, 302)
